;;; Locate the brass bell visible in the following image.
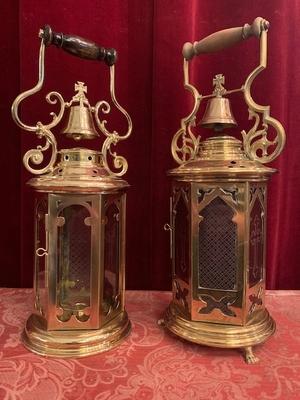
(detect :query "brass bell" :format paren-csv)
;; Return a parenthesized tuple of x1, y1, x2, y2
(200, 74, 237, 132)
(200, 97, 237, 132)
(62, 81, 99, 141)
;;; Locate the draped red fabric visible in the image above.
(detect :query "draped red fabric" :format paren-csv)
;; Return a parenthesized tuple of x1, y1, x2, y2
(0, 0, 299, 289)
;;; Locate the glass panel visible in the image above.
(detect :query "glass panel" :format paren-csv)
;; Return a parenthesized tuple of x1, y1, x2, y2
(249, 198, 264, 287)
(57, 205, 91, 314)
(35, 196, 48, 315)
(103, 202, 120, 314)
(174, 194, 189, 283)
(198, 197, 237, 290)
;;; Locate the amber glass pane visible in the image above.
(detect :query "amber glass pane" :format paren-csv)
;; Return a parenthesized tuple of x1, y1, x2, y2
(57, 205, 91, 312)
(198, 197, 237, 290)
(103, 202, 120, 313)
(249, 198, 264, 287)
(174, 195, 189, 283)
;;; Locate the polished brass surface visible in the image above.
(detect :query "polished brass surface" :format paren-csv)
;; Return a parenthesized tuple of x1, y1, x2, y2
(169, 136, 275, 181)
(164, 302, 275, 348)
(171, 17, 285, 166)
(12, 30, 132, 357)
(62, 82, 99, 140)
(166, 17, 285, 363)
(201, 97, 237, 131)
(11, 38, 132, 177)
(166, 134, 274, 363)
(28, 148, 129, 193)
(200, 75, 237, 131)
(22, 311, 131, 357)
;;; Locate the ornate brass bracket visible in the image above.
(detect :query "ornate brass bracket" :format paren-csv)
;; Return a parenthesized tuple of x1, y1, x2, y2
(172, 17, 285, 166)
(242, 27, 286, 163)
(94, 65, 132, 177)
(11, 26, 132, 178)
(171, 59, 201, 165)
(11, 41, 61, 175)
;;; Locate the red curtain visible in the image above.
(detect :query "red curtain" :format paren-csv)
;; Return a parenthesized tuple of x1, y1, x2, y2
(1, 0, 299, 289)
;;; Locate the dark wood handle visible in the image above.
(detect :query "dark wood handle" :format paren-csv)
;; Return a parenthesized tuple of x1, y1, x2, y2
(39, 25, 117, 66)
(182, 17, 269, 60)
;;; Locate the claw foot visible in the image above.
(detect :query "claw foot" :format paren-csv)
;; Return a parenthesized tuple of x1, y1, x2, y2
(244, 346, 259, 364)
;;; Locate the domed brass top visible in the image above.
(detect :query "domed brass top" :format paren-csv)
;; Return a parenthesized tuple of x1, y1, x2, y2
(28, 148, 128, 193)
(169, 136, 276, 181)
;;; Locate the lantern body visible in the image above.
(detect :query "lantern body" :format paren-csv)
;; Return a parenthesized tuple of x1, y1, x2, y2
(164, 136, 276, 361)
(11, 27, 133, 357)
(23, 149, 131, 357)
(164, 18, 286, 363)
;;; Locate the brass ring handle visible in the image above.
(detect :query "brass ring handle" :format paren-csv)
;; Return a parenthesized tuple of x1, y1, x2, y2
(182, 17, 269, 60)
(39, 25, 117, 66)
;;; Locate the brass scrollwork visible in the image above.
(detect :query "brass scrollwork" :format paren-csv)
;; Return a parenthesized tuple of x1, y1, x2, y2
(171, 59, 201, 165)
(94, 65, 132, 176)
(11, 40, 64, 174)
(242, 28, 286, 163)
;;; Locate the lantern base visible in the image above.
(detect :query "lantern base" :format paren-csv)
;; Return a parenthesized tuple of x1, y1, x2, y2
(163, 302, 275, 361)
(22, 311, 131, 357)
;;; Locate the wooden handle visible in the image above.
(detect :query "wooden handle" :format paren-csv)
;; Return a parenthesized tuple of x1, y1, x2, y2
(182, 17, 269, 60)
(39, 25, 117, 66)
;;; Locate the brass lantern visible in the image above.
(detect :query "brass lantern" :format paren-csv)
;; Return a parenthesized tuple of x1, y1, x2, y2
(163, 17, 286, 363)
(11, 26, 132, 357)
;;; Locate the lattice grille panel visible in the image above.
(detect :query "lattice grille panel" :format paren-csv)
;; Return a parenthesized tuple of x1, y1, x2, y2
(68, 206, 91, 290)
(198, 197, 237, 290)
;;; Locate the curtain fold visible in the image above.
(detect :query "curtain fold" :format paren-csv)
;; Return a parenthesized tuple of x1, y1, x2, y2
(0, 0, 299, 289)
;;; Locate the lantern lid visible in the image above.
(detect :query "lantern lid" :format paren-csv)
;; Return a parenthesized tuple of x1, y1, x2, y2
(27, 148, 129, 192)
(168, 136, 276, 181)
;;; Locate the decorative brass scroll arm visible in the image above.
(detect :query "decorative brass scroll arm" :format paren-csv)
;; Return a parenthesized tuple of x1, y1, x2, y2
(171, 17, 270, 166)
(11, 39, 64, 175)
(171, 59, 201, 165)
(172, 17, 285, 166)
(94, 65, 132, 177)
(242, 28, 286, 164)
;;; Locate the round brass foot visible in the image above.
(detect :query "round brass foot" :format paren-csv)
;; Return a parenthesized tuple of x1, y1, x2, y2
(164, 302, 275, 349)
(22, 311, 131, 357)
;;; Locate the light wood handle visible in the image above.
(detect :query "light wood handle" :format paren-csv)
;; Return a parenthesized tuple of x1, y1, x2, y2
(182, 17, 269, 60)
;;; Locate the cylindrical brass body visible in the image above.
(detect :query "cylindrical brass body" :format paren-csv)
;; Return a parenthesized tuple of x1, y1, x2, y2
(23, 148, 131, 357)
(164, 136, 276, 358)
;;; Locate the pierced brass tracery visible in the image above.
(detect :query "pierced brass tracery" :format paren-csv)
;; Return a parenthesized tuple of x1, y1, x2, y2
(171, 59, 201, 164)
